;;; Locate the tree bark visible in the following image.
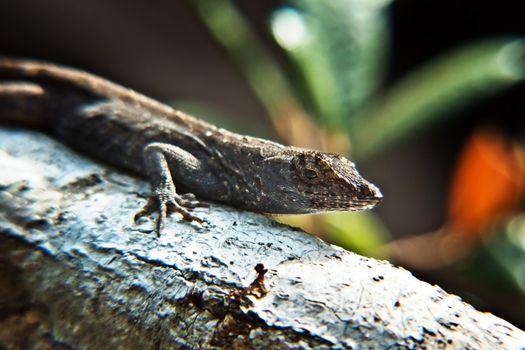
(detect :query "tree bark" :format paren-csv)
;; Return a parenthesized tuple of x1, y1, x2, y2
(0, 127, 524, 349)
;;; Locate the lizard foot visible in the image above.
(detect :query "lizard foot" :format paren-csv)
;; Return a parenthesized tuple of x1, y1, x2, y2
(134, 192, 207, 236)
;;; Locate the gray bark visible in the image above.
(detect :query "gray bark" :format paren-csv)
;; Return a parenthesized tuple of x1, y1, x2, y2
(0, 127, 524, 349)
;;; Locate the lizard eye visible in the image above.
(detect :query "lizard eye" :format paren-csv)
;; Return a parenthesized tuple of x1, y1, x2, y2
(305, 169, 318, 179)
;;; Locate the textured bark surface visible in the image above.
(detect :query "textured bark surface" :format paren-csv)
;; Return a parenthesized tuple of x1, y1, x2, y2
(0, 127, 524, 349)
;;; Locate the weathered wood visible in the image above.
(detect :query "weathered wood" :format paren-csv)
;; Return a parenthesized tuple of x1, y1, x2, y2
(0, 127, 524, 349)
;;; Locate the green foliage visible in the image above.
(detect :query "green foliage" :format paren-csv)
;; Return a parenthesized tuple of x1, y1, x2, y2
(323, 211, 389, 257)
(481, 215, 525, 293)
(350, 38, 525, 159)
(189, 0, 304, 128)
(187, 0, 525, 256)
(271, 1, 390, 127)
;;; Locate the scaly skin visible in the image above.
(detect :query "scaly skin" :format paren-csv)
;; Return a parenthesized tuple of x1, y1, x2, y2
(0, 58, 382, 235)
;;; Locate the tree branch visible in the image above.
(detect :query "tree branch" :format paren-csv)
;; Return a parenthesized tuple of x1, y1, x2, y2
(0, 127, 524, 349)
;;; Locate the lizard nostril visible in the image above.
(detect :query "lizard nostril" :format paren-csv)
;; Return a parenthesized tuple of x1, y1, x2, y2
(360, 184, 383, 201)
(371, 185, 383, 200)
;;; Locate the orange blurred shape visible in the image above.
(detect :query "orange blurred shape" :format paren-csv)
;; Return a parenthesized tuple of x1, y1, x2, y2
(447, 126, 525, 239)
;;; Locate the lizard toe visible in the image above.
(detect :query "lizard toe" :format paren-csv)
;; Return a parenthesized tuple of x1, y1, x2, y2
(176, 193, 209, 208)
(166, 200, 205, 224)
(156, 200, 168, 236)
(134, 197, 158, 222)
(134, 196, 167, 236)
(179, 193, 197, 201)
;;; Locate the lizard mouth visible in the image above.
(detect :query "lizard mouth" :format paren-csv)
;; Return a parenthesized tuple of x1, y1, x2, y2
(310, 183, 383, 211)
(353, 186, 383, 210)
(350, 198, 382, 210)
(308, 196, 382, 212)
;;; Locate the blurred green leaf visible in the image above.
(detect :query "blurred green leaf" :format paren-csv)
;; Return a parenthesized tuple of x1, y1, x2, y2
(482, 214, 525, 293)
(189, 0, 308, 135)
(271, 0, 391, 127)
(350, 38, 525, 159)
(323, 211, 389, 257)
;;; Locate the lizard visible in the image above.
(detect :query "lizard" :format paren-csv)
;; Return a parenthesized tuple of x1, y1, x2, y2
(0, 58, 382, 235)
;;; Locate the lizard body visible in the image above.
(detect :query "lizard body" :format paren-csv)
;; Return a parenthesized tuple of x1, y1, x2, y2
(0, 58, 382, 234)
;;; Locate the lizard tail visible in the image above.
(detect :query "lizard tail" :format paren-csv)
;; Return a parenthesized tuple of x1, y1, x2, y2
(0, 57, 111, 129)
(0, 80, 51, 128)
(0, 57, 175, 129)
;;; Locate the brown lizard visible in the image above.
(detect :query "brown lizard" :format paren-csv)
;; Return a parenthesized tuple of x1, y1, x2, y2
(0, 58, 382, 235)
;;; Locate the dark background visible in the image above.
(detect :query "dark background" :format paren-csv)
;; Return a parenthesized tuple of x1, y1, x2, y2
(1, 0, 524, 327)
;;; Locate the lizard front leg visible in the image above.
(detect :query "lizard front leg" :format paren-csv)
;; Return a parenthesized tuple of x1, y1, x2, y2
(134, 142, 208, 236)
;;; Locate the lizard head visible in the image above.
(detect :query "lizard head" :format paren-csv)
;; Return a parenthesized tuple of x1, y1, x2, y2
(257, 150, 382, 214)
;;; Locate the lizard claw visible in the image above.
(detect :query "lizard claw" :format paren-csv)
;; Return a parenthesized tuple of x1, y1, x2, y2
(134, 192, 206, 236)
(177, 193, 209, 209)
